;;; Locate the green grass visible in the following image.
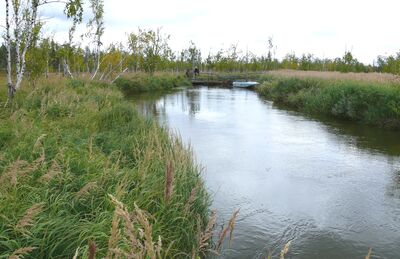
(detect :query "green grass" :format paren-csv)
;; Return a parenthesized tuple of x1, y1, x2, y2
(257, 76, 400, 128)
(0, 76, 210, 258)
(115, 74, 191, 93)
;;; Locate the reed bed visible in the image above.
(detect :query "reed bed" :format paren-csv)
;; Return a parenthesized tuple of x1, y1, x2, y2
(115, 74, 191, 93)
(0, 76, 216, 258)
(257, 75, 400, 128)
(264, 70, 400, 84)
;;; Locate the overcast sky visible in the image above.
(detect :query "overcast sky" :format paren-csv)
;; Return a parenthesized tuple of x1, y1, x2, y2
(1, 0, 400, 64)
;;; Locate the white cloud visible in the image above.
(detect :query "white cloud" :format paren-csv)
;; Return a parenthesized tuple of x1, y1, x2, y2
(1, 0, 400, 63)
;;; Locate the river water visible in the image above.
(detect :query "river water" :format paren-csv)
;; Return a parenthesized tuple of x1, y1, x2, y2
(133, 86, 400, 259)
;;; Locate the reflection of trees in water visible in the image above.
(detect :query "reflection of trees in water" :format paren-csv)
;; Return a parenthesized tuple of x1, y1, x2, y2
(387, 170, 400, 199)
(133, 93, 167, 119)
(186, 90, 200, 115)
(272, 102, 400, 157)
(327, 123, 400, 157)
(133, 89, 202, 121)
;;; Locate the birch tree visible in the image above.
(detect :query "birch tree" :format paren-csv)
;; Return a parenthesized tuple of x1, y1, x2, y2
(127, 32, 142, 72)
(87, 0, 104, 80)
(139, 28, 171, 75)
(4, 0, 83, 102)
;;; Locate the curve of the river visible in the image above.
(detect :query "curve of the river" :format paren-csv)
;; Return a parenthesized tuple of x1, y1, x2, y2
(133, 87, 400, 259)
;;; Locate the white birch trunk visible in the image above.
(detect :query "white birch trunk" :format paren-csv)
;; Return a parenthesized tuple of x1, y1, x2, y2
(112, 68, 128, 83)
(63, 58, 74, 78)
(5, 0, 14, 100)
(91, 49, 100, 80)
(16, 0, 39, 90)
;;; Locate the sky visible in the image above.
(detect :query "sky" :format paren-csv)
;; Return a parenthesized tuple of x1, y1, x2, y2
(1, 0, 400, 64)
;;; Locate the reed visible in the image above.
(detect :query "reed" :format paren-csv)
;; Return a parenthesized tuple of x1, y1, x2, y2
(16, 203, 45, 232)
(198, 210, 217, 254)
(264, 70, 400, 84)
(88, 241, 97, 259)
(75, 181, 97, 199)
(8, 247, 37, 259)
(185, 183, 200, 213)
(217, 209, 240, 252)
(280, 241, 291, 259)
(257, 76, 400, 128)
(365, 248, 373, 259)
(164, 161, 174, 204)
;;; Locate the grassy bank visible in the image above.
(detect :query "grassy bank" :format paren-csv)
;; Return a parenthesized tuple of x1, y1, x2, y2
(115, 74, 191, 93)
(0, 77, 210, 258)
(263, 70, 400, 84)
(257, 76, 400, 128)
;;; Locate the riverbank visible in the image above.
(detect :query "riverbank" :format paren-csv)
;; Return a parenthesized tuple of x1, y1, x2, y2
(115, 73, 192, 93)
(256, 75, 400, 129)
(0, 76, 210, 258)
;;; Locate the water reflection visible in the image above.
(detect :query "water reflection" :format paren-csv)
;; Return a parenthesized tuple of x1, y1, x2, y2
(131, 87, 400, 259)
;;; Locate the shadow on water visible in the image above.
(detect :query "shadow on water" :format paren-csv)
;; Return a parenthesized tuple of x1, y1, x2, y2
(260, 100, 400, 157)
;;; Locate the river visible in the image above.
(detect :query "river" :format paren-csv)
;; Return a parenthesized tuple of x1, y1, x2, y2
(132, 86, 400, 259)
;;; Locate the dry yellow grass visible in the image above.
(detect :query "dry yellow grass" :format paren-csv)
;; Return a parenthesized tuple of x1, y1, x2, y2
(0, 154, 44, 187)
(40, 159, 62, 183)
(8, 247, 37, 259)
(217, 209, 240, 252)
(108, 194, 162, 258)
(75, 182, 98, 199)
(184, 183, 200, 213)
(365, 248, 373, 259)
(198, 210, 217, 253)
(16, 203, 45, 232)
(266, 70, 400, 84)
(280, 241, 291, 259)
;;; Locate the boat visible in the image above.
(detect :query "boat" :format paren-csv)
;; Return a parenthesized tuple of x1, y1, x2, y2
(232, 47, 259, 88)
(232, 81, 259, 88)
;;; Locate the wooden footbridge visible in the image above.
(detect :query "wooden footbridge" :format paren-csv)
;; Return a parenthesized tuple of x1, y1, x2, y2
(189, 72, 254, 87)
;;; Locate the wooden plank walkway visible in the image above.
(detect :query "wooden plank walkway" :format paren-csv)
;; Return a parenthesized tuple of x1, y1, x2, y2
(190, 79, 233, 86)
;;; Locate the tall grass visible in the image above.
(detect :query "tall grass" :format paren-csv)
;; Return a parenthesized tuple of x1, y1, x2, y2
(0, 76, 212, 258)
(257, 76, 400, 128)
(115, 74, 191, 93)
(264, 70, 400, 84)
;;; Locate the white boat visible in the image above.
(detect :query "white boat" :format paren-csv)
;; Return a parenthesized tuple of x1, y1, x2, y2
(232, 81, 259, 88)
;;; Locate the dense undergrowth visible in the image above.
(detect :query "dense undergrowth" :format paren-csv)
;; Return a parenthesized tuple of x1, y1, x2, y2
(115, 74, 191, 93)
(257, 76, 400, 128)
(0, 77, 211, 258)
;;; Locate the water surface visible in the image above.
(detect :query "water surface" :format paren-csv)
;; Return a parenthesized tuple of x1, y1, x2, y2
(133, 87, 400, 258)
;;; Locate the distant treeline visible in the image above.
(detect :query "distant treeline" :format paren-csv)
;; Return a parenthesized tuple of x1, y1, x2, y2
(1, 36, 400, 80)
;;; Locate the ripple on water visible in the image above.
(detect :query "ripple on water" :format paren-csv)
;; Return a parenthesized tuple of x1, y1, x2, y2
(133, 87, 400, 259)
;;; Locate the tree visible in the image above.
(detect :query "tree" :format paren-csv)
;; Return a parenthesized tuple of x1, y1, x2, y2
(4, 0, 83, 102)
(187, 41, 201, 69)
(138, 28, 171, 74)
(265, 37, 274, 70)
(87, 0, 105, 80)
(0, 44, 6, 71)
(127, 32, 143, 72)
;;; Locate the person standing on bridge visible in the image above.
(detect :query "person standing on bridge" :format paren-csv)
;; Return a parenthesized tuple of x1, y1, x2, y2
(194, 67, 200, 77)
